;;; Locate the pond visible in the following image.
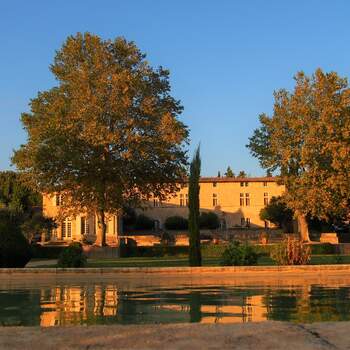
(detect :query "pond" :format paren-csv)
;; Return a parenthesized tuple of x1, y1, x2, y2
(1, 277, 350, 326)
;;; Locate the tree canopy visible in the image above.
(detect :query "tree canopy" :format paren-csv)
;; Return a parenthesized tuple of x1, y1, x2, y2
(224, 166, 234, 177)
(12, 32, 189, 245)
(259, 196, 293, 233)
(237, 170, 247, 178)
(248, 69, 350, 241)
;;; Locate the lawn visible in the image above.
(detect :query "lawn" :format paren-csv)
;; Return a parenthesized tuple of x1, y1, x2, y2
(30, 254, 350, 268)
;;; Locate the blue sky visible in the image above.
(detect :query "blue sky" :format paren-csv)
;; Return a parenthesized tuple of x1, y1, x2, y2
(1, 0, 350, 176)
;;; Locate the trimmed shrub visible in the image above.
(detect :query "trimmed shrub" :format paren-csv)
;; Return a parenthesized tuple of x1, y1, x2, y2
(271, 237, 310, 265)
(220, 241, 258, 266)
(160, 231, 176, 245)
(310, 243, 336, 255)
(164, 216, 188, 230)
(57, 242, 87, 267)
(134, 214, 154, 230)
(119, 238, 138, 257)
(201, 243, 228, 258)
(0, 209, 31, 267)
(200, 212, 220, 230)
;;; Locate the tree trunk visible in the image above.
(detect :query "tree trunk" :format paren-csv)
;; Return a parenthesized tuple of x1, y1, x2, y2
(96, 210, 107, 246)
(296, 211, 310, 242)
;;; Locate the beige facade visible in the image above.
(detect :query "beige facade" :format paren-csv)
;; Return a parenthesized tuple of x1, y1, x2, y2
(43, 194, 120, 245)
(140, 177, 284, 230)
(42, 177, 284, 244)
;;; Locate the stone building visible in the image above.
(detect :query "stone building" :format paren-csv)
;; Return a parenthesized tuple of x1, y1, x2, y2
(42, 176, 284, 245)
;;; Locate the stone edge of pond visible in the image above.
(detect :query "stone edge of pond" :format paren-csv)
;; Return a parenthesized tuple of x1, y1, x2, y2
(1, 264, 350, 274)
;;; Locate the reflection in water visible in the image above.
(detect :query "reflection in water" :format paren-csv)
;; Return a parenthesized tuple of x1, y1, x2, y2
(1, 284, 350, 326)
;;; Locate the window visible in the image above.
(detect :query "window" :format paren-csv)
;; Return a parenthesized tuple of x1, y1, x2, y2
(263, 181, 268, 187)
(55, 194, 61, 206)
(245, 218, 251, 227)
(241, 217, 245, 226)
(213, 194, 218, 207)
(81, 217, 85, 235)
(240, 182, 249, 187)
(240, 182, 244, 187)
(185, 193, 189, 206)
(264, 193, 269, 205)
(213, 182, 217, 187)
(180, 194, 185, 207)
(61, 219, 72, 239)
(245, 193, 250, 206)
(240, 193, 244, 206)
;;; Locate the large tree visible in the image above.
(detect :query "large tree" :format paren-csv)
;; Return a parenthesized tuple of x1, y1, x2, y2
(248, 69, 350, 241)
(188, 146, 201, 266)
(13, 33, 189, 246)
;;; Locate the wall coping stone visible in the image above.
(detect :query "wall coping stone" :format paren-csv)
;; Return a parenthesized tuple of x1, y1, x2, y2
(1, 264, 350, 274)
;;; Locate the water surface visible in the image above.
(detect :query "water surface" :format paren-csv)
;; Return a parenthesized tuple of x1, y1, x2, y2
(1, 280, 350, 326)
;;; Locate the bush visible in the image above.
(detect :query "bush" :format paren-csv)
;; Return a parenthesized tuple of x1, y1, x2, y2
(310, 243, 336, 255)
(57, 242, 87, 267)
(134, 214, 154, 230)
(270, 237, 310, 265)
(160, 231, 176, 245)
(164, 216, 188, 230)
(201, 243, 228, 258)
(220, 241, 258, 266)
(0, 209, 31, 267)
(200, 212, 220, 230)
(119, 238, 138, 257)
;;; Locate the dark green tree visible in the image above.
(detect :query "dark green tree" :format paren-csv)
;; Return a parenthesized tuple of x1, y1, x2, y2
(188, 146, 201, 266)
(224, 166, 234, 177)
(259, 196, 293, 233)
(237, 170, 247, 178)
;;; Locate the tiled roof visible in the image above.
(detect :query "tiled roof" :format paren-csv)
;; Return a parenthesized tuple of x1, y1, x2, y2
(179, 176, 280, 183)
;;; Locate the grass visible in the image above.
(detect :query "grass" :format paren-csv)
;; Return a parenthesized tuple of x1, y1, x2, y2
(32, 254, 350, 268)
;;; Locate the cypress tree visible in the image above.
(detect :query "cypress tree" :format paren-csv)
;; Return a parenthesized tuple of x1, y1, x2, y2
(188, 146, 201, 266)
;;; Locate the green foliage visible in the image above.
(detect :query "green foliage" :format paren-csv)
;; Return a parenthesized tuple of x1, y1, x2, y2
(134, 214, 154, 230)
(270, 237, 311, 265)
(12, 32, 189, 246)
(200, 212, 220, 230)
(201, 243, 228, 257)
(224, 166, 234, 177)
(0, 209, 32, 267)
(259, 196, 293, 232)
(310, 243, 336, 255)
(188, 146, 202, 266)
(57, 242, 87, 268)
(119, 238, 138, 257)
(122, 207, 137, 230)
(160, 231, 175, 246)
(0, 171, 41, 213)
(220, 241, 258, 266)
(237, 171, 247, 178)
(21, 212, 56, 243)
(164, 216, 188, 230)
(248, 69, 350, 241)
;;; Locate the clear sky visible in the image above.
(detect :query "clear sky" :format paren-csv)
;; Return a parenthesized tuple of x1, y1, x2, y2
(1, 0, 350, 176)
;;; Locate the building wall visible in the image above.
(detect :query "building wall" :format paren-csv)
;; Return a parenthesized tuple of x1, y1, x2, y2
(43, 194, 120, 244)
(138, 178, 284, 229)
(42, 177, 284, 243)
